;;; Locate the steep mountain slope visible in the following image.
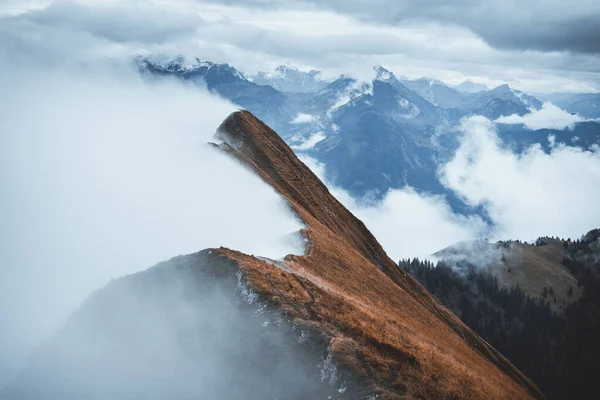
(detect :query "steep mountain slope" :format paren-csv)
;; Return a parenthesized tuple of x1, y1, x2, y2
(305, 67, 457, 200)
(434, 238, 583, 313)
(251, 65, 330, 93)
(405, 229, 600, 399)
(7, 111, 543, 399)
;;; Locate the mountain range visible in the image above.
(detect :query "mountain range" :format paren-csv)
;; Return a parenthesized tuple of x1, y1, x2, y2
(538, 92, 600, 119)
(136, 57, 600, 215)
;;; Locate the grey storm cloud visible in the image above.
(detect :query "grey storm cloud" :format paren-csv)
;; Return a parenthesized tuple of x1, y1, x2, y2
(479, 14, 600, 54)
(15, 1, 205, 44)
(209, 0, 600, 55)
(1, 0, 599, 92)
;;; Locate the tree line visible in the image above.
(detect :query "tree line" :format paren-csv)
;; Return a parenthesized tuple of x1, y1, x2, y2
(399, 229, 600, 399)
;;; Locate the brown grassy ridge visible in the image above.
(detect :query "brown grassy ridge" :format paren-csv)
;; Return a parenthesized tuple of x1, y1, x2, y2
(211, 110, 545, 399)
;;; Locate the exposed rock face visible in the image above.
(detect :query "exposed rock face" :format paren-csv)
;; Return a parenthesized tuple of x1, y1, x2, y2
(6, 111, 544, 400)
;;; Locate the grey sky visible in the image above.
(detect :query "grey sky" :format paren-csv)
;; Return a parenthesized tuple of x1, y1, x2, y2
(210, 0, 600, 54)
(1, 0, 599, 92)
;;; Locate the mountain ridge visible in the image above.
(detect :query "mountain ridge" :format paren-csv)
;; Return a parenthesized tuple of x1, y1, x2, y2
(8, 110, 544, 399)
(211, 110, 543, 399)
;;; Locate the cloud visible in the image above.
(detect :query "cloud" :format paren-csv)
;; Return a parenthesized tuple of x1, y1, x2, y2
(217, 0, 600, 55)
(442, 116, 600, 241)
(299, 156, 487, 260)
(291, 132, 326, 150)
(290, 112, 315, 124)
(0, 60, 304, 387)
(23, 1, 204, 44)
(301, 110, 600, 261)
(1, 0, 599, 93)
(496, 102, 589, 130)
(345, 189, 487, 261)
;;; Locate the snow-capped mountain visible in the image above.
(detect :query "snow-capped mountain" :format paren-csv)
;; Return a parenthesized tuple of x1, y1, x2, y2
(251, 65, 330, 93)
(294, 66, 452, 200)
(372, 66, 441, 123)
(137, 56, 288, 128)
(455, 79, 489, 93)
(400, 76, 465, 110)
(138, 56, 246, 85)
(136, 56, 598, 214)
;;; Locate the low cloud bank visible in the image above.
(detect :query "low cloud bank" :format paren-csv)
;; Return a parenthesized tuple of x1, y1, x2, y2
(443, 116, 600, 241)
(299, 156, 488, 260)
(0, 62, 304, 387)
(496, 102, 590, 130)
(291, 132, 327, 151)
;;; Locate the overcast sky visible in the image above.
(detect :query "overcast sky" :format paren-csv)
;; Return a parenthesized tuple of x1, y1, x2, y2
(2, 1, 600, 386)
(1, 0, 599, 93)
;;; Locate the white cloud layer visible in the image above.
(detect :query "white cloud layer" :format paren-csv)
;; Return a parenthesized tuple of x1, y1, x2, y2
(496, 102, 590, 130)
(1, 0, 600, 390)
(291, 132, 326, 151)
(443, 116, 600, 241)
(0, 62, 304, 387)
(299, 156, 487, 260)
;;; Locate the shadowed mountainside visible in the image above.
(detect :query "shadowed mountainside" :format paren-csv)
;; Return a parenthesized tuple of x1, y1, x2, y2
(406, 230, 600, 399)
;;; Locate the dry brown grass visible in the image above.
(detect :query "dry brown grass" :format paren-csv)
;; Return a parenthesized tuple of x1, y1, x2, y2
(438, 239, 583, 313)
(211, 110, 544, 399)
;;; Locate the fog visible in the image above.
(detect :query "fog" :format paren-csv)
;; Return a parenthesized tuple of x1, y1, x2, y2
(0, 61, 304, 388)
(3, 252, 339, 399)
